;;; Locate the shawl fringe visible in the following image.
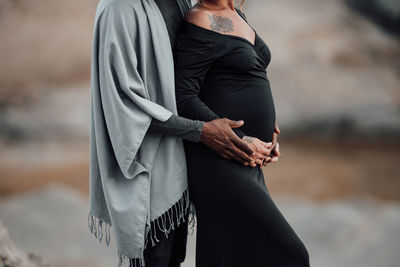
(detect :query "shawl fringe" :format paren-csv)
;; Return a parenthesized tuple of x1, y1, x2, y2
(188, 201, 197, 236)
(88, 212, 112, 246)
(88, 187, 197, 267)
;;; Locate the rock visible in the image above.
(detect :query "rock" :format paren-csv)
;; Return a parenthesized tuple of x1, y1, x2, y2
(0, 221, 48, 267)
(0, 0, 399, 141)
(0, 84, 90, 142)
(275, 196, 400, 267)
(0, 183, 116, 267)
(0, 0, 98, 95)
(246, 0, 400, 138)
(345, 0, 400, 35)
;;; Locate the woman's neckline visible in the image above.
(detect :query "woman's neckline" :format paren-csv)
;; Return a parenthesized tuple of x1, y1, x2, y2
(183, 8, 258, 47)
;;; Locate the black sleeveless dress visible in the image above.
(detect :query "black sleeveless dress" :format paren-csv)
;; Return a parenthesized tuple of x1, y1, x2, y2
(174, 10, 310, 267)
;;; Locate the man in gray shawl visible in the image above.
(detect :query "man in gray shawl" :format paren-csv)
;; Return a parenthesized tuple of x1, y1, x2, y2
(88, 0, 278, 266)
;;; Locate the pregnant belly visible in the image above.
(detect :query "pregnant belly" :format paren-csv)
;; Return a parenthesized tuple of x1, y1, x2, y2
(201, 81, 276, 142)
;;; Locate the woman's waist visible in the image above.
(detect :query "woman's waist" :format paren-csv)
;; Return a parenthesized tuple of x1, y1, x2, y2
(200, 80, 273, 103)
(204, 75, 270, 88)
(240, 125, 275, 143)
(199, 80, 276, 141)
(208, 105, 276, 142)
(200, 84, 275, 117)
(202, 96, 276, 142)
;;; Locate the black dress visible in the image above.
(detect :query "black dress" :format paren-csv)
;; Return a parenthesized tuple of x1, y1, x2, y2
(174, 9, 310, 267)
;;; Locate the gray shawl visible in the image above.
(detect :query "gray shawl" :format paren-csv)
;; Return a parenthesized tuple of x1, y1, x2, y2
(88, 0, 194, 266)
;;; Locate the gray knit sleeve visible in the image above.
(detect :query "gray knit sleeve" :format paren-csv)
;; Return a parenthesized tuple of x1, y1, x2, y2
(148, 114, 204, 142)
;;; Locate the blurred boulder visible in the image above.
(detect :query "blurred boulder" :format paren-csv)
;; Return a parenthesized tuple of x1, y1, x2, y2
(0, 221, 48, 267)
(247, 0, 400, 139)
(0, 0, 98, 101)
(0, 0, 399, 141)
(345, 0, 400, 35)
(0, 184, 115, 267)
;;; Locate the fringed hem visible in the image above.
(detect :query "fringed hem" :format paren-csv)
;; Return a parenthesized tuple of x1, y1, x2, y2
(117, 248, 145, 267)
(144, 188, 191, 249)
(188, 201, 197, 236)
(88, 187, 197, 267)
(88, 212, 111, 246)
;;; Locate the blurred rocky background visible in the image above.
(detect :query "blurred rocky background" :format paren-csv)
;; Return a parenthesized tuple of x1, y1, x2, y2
(0, 0, 399, 266)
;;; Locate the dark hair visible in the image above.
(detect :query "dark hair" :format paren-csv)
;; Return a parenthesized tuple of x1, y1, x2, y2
(197, 0, 245, 11)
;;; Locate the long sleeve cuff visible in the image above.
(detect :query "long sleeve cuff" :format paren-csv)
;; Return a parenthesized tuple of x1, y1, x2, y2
(232, 128, 245, 139)
(148, 114, 204, 142)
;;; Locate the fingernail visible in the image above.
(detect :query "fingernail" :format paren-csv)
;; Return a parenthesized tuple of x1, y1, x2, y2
(267, 142, 272, 145)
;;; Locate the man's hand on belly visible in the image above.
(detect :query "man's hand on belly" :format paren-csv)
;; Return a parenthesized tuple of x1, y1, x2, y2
(199, 118, 265, 167)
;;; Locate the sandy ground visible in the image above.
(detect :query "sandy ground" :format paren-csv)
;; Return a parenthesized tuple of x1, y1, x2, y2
(1, 184, 399, 267)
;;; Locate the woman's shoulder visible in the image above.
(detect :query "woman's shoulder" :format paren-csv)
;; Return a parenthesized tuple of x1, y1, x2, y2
(184, 5, 213, 31)
(178, 6, 223, 45)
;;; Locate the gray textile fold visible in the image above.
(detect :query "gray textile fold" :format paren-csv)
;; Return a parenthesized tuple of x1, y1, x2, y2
(88, 0, 195, 266)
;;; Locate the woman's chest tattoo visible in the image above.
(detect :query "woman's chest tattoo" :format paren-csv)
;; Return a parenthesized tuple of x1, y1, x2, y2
(208, 14, 234, 34)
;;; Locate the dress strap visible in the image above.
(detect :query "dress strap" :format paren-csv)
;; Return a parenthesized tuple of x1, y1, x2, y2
(176, 0, 193, 17)
(235, 7, 248, 22)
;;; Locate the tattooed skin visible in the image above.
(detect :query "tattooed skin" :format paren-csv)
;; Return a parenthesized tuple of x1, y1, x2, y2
(243, 136, 254, 143)
(208, 14, 234, 34)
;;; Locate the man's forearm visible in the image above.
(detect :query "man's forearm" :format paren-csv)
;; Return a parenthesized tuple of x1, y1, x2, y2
(148, 114, 204, 142)
(149, 114, 245, 142)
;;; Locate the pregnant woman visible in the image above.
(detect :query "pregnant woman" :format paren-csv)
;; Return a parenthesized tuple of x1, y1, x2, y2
(174, 1, 310, 266)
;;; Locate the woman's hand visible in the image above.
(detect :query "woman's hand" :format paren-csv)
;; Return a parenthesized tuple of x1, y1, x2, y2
(269, 142, 281, 163)
(242, 136, 273, 169)
(266, 122, 281, 164)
